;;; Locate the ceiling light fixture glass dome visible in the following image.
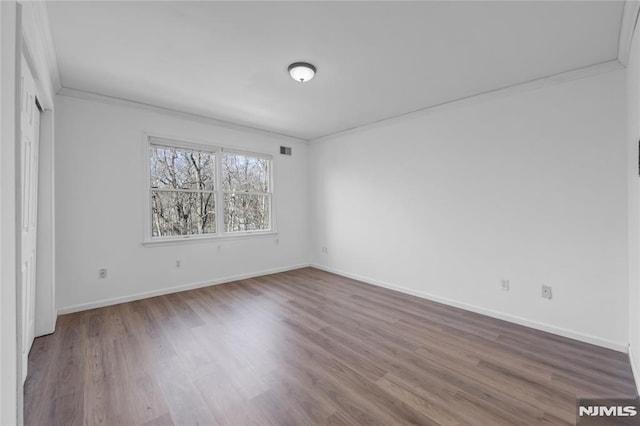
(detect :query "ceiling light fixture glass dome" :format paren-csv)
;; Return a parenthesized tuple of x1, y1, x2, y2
(288, 62, 316, 83)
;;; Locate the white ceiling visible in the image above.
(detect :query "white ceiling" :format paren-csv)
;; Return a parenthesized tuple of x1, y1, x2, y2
(47, 1, 624, 140)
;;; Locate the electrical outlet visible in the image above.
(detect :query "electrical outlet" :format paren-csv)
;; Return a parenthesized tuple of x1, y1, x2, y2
(176, 260, 181, 269)
(98, 268, 107, 279)
(321, 247, 328, 254)
(500, 279, 509, 291)
(542, 285, 552, 300)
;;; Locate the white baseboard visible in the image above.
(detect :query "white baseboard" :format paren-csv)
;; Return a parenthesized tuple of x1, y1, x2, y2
(57, 262, 629, 354)
(311, 264, 629, 353)
(57, 263, 311, 315)
(629, 345, 640, 396)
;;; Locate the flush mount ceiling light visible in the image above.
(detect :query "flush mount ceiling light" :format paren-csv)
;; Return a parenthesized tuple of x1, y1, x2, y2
(288, 62, 316, 83)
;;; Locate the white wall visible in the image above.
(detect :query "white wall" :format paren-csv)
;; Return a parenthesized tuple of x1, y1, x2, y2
(309, 68, 628, 350)
(55, 94, 309, 312)
(627, 17, 640, 389)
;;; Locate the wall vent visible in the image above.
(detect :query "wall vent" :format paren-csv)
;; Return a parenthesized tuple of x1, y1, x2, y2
(280, 146, 292, 156)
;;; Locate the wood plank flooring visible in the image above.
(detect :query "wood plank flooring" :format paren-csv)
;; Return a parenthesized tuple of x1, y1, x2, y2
(24, 268, 637, 425)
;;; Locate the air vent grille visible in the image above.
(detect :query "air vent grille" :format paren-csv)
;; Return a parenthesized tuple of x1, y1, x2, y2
(280, 146, 292, 156)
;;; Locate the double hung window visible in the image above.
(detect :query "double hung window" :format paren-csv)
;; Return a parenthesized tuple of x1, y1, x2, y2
(145, 136, 273, 242)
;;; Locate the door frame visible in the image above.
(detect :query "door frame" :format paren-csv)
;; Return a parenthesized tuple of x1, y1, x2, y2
(21, 6, 56, 340)
(0, 2, 21, 425)
(1, 2, 57, 423)
(16, 24, 56, 426)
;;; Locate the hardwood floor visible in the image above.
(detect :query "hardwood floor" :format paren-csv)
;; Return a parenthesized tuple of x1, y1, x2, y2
(24, 268, 636, 425)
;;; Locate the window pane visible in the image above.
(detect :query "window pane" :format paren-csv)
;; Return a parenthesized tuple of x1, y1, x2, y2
(222, 153, 269, 192)
(151, 190, 216, 237)
(224, 193, 270, 232)
(150, 145, 215, 191)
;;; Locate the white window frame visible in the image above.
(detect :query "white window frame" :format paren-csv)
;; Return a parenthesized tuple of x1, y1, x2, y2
(220, 147, 274, 235)
(142, 133, 275, 244)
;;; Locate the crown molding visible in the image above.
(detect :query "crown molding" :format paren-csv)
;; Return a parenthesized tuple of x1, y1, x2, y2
(618, 0, 640, 66)
(59, 57, 621, 145)
(57, 87, 309, 143)
(310, 59, 623, 143)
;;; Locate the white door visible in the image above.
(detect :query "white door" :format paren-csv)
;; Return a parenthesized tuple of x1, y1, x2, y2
(20, 55, 40, 383)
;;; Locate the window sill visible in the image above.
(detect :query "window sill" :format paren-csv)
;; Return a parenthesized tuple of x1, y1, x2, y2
(142, 231, 278, 247)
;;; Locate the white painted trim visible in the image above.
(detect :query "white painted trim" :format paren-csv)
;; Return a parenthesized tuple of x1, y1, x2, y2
(57, 263, 310, 315)
(141, 231, 279, 247)
(141, 132, 276, 244)
(57, 87, 308, 144)
(618, 0, 640, 67)
(221, 146, 273, 161)
(0, 3, 20, 424)
(629, 345, 640, 396)
(311, 264, 629, 353)
(35, 109, 55, 337)
(18, 2, 58, 340)
(142, 132, 219, 243)
(14, 5, 26, 424)
(310, 60, 623, 143)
